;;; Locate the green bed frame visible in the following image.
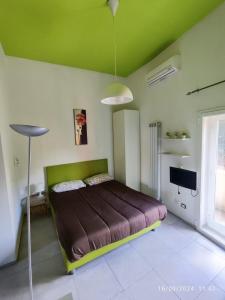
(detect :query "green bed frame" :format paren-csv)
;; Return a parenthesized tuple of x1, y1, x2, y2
(45, 159, 161, 274)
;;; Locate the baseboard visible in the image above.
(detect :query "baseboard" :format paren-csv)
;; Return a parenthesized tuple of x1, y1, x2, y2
(197, 226, 225, 250)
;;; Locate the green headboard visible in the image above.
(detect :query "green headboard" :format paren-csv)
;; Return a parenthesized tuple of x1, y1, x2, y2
(45, 159, 108, 191)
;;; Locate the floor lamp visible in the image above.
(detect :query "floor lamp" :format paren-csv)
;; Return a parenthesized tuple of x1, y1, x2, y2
(10, 124, 49, 300)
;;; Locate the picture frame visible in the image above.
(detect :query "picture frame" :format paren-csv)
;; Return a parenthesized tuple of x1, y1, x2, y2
(73, 109, 88, 145)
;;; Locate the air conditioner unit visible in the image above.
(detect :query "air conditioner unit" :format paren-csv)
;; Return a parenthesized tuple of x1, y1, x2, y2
(146, 55, 180, 87)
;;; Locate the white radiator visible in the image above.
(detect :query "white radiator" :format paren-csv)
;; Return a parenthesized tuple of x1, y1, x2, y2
(149, 122, 161, 200)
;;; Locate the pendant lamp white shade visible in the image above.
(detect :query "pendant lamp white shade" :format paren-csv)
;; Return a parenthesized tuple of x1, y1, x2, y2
(101, 82, 134, 105)
(108, 0, 119, 16)
(101, 0, 134, 105)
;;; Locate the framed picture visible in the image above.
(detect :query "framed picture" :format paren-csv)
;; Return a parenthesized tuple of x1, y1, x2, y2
(73, 109, 88, 145)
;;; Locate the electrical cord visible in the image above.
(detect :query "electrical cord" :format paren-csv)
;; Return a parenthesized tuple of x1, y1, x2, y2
(191, 189, 199, 197)
(177, 185, 199, 197)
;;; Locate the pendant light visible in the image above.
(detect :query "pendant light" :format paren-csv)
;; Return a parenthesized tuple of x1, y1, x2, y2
(101, 0, 134, 105)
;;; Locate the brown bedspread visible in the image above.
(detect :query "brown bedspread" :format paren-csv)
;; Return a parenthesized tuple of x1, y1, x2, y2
(50, 180, 167, 262)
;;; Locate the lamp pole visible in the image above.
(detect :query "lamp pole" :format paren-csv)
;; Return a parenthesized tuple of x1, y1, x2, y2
(27, 136, 33, 300)
(10, 124, 49, 300)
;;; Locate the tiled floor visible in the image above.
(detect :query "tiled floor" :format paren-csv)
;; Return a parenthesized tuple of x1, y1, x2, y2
(1, 212, 225, 300)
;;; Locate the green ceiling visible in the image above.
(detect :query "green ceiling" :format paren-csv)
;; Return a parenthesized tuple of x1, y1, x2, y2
(0, 0, 223, 76)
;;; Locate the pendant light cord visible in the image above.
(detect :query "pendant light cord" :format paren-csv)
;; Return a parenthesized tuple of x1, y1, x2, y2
(113, 15, 118, 80)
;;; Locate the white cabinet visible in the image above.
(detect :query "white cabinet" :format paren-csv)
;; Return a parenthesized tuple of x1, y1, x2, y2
(113, 110, 140, 191)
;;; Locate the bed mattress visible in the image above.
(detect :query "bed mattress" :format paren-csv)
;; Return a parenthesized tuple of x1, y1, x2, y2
(50, 180, 167, 262)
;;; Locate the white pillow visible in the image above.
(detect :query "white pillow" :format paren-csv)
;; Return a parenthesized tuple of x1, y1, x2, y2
(52, 180, 86, 193)
(84, 173, 113, 186)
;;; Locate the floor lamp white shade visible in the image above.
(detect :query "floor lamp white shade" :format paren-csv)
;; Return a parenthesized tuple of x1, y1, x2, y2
(10, 124, 49, 300)
(10, 124, 49, 137)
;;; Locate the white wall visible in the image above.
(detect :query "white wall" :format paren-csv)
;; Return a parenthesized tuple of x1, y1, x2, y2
(0, 46, 18, 265)
(0, 51, 116, 266)
(1, 1, 225, 262)
(124, 2, 225, 226)
(5, 57, 115, 200)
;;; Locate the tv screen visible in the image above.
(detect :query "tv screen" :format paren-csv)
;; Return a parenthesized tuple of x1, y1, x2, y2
(170, 167, 197, 190)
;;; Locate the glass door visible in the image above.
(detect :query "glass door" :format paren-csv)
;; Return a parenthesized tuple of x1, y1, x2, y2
(213, 119, 225, 229)
(201, 112, 225, 239)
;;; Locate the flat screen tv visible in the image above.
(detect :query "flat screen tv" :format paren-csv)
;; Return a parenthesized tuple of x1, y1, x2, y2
(170, 167, 197, 191)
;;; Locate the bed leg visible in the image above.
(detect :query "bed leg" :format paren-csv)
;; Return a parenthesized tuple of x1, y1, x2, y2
(67, 270, 74, 275)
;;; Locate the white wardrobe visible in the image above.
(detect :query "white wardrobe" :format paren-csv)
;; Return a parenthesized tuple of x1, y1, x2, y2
(113, 110, 140, 191)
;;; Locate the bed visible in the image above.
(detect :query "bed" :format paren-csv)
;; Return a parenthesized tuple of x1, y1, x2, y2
(46, 159, 167, 274)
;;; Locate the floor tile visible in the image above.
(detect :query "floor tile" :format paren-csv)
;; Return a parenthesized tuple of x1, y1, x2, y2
(196, 285, 225, 300)
(171, 220, 200, 240)
(214, 267, 225, 293)
(123, 270, 179, 300)
(153, 253, 213, 300)
(32, 254, 69, 296)
(0, 258, 28, 281)
(21, 215, 57, 259)
(75, 256, 105, 275)
(105, 244, 150, 289)
(195, 234, 225, 260)
(163, 213, 180, 225)
(37, 279, 78, 300)
(156, 223, 195, 252)
(58, 293, 75, 300)
(33, 240, 60, 261)
(111, 291, 131, 300)
(0, 268, 29, 300)
(179, 242, 225, 281)
(130, 233, 176, 268)
(0, 241, 60, 280)
(2, 214, 225, 300)
(75, 260, 121, 300)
